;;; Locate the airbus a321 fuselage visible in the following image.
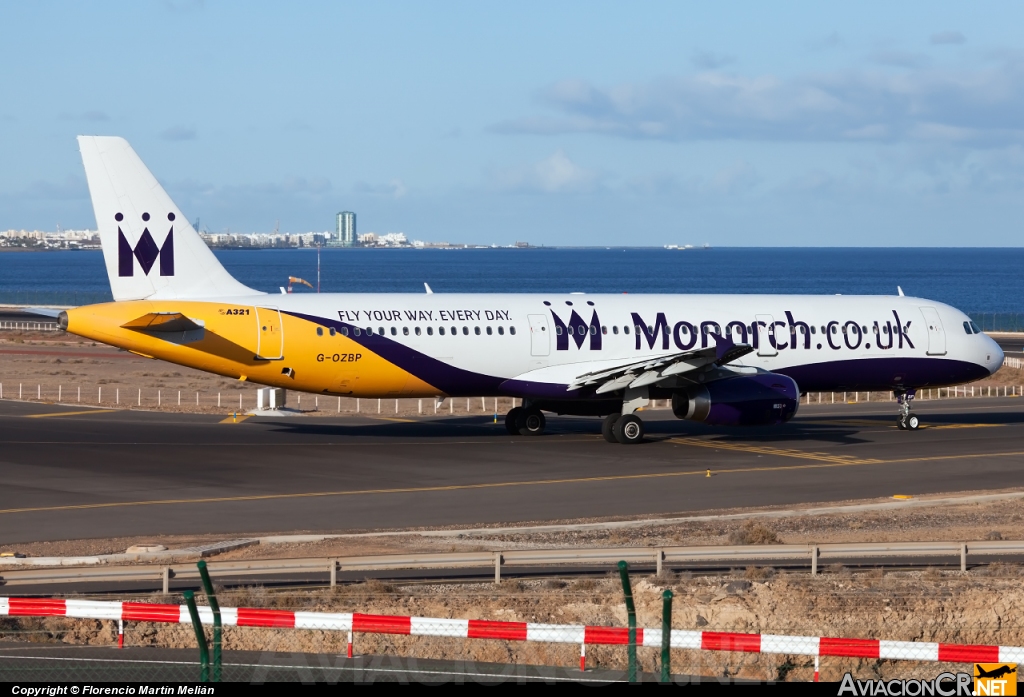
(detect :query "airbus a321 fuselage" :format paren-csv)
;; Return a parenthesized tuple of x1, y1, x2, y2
(60, 137, 1004, 443)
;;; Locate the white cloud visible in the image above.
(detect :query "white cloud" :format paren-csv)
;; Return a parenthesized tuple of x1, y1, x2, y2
(0, 175, 87, 201)
(353, 179, 407, 198)
(930, 31, 966, 46)
(58, 110, 110, 122)
(691, 50, 734, 70)
(160, 126, 197, 141)
(495, 57, 1024, 145)
(491, 150, 600, 194)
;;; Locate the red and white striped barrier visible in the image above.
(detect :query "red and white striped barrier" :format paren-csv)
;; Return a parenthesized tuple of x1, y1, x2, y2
(2, 596, 1020, 664)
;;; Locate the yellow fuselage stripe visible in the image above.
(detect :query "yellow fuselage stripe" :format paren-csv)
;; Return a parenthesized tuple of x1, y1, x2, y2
(65, 301, 442, 399)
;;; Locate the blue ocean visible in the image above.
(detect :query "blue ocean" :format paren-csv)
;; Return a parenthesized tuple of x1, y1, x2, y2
(1, 248, 1021, 327)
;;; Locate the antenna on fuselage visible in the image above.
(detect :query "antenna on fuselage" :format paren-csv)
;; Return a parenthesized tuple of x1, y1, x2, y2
(897, 286, 905, 296)
(424, 283, 433, 294)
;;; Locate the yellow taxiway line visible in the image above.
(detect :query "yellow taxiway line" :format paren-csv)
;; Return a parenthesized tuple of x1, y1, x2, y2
(218, 415, 251, 424)
(24, 410, 116, 419)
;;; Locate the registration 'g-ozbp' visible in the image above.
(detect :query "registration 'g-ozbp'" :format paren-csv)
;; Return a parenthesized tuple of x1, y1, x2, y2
(62, 137, 1004, 443)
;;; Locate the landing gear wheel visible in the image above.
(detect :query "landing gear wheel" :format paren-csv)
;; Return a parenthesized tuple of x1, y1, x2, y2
(602, 413, 621, 443)
(517, 407, 546, 436)
(614, 414, 645, 445)
(505, 407, 524, 435)
(895, 390, 919, 432)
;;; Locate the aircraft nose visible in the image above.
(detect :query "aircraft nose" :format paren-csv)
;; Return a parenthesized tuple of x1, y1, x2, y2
(983, 334, 1005, 376)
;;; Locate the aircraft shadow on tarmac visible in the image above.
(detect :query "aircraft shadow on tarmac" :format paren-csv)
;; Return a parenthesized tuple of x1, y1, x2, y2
(255, 406, 1024, 446)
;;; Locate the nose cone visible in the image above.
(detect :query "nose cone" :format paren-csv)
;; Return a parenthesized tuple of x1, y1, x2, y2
(982, 334, 1005, 376)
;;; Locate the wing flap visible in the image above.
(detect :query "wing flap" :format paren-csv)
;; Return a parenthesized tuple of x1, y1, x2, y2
(570, 334, 754, 393)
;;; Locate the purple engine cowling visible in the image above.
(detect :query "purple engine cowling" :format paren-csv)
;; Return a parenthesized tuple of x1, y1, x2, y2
(671, 373, 800, 426)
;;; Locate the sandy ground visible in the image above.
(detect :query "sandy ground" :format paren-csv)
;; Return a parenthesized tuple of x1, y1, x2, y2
(4, 489, 1024, 562)
(1, 329, 1022, 416)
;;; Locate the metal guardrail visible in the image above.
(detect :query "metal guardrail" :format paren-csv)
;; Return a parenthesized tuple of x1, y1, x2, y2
(2, 540, 1022, 591)
(0, 321, 59, 331)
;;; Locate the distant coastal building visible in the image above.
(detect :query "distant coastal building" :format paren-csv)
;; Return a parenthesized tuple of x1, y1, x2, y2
(333, 211, 356, 247)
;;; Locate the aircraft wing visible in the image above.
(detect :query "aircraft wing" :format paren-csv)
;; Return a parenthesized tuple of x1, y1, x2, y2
(568, 334, 753, 393)
(121, 312, 204, 332)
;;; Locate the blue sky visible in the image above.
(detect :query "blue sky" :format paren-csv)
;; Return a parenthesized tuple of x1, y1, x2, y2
(1, 1, 1023, 246)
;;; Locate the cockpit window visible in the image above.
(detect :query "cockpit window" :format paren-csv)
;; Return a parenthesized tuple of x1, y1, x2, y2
(970, 321, 982, 334)
(964, 321, 973, 335)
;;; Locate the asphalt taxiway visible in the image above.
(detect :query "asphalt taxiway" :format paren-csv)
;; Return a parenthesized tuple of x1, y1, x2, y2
(3, 395, 1024, 544)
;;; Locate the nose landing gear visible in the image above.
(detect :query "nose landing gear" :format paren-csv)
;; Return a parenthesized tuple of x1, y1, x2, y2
(895, 389, 920, 431)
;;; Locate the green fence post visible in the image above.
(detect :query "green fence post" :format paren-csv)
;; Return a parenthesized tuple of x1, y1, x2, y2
(617, 560, 638, 683)
(183, 590, 210, 683)
(197, 560, 222, 682)
(661, 589, 673, 683)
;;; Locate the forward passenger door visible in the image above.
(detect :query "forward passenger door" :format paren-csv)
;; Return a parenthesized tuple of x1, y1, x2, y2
(529, 314, 550, 356)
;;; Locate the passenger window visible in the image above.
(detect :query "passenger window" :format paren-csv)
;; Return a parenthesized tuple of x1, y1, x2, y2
(451, 326, 456, 335)
(555, 326, 563, 335)
(624, 326, 630, 335)
(403, 327, 410, 336)
(391, 327, 397, 336)
(601, 325, 607, 335)
(474, 327, 481, 335)
(379, 327, 384, 335)
(415, 327, 422, 336)
(439, 327, 446, 336)
(316, 327, 323, 337)
(498, 326, 504, 335)
(590, 326, 597, 335)
(427, 327, 433, 336)
(509, 326, 516, 335)
(353, 328, 361, 336)
(341, 327, 349, 336)
(366, 327, 373, 335)
(612, 326, 619, 335)
(463, 326, 469, 335)
(486, 326, 493, 335)
(329, 327, 336, 337)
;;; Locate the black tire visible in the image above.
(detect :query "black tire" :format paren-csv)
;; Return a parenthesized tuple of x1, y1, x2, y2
(897, 416, 908, 430)
(505, 407, 523, 435)
(517, 408, 546, 436)
(614, 414, 644, 444)
(906, 412, 920, 430)
(602, 413, 620, 443)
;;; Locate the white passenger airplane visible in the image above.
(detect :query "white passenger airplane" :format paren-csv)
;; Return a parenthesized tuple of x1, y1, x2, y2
(60, 136, 1004, 443)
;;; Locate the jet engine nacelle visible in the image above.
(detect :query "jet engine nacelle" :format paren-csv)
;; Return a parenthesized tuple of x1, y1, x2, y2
(671, 373, 799, 426)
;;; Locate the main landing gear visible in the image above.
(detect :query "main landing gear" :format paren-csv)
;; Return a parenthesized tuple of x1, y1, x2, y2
(505, 406, 546, 436)
(601, 413, 645, 445)
(895, 389, 920, 431)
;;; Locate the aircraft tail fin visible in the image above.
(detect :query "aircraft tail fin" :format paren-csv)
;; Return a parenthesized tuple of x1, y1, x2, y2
(77, 136, 260, 301)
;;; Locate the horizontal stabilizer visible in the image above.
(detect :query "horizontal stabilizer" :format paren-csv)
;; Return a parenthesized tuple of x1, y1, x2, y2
(121, 312, 203, 332)
(22, 307, 64, 318)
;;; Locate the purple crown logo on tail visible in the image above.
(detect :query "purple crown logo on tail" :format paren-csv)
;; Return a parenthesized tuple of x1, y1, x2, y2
(116, 211, 175, 277)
